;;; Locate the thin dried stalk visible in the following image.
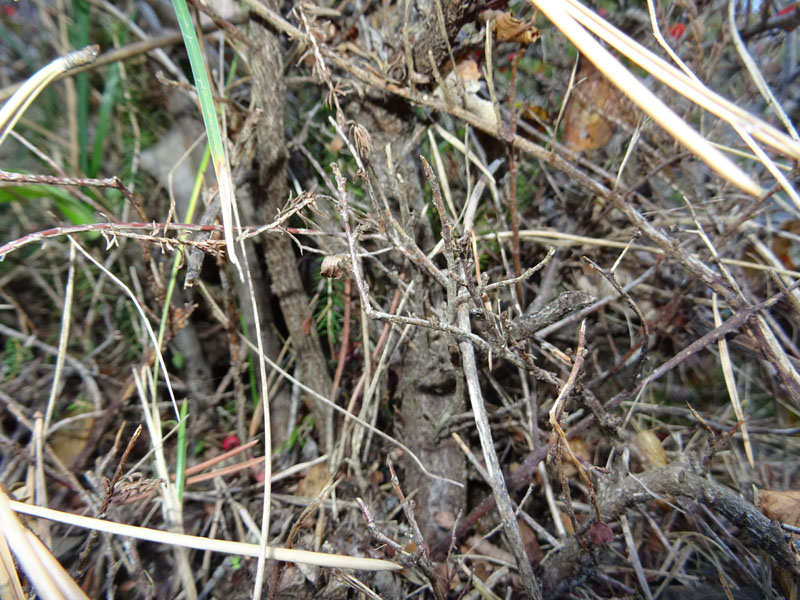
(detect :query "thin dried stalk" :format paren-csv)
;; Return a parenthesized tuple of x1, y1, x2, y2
(8, 499, 400, 571)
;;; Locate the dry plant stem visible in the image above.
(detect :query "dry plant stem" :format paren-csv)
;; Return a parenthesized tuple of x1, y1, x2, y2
(0, 526, 24, 599)
(0, 490, 88, 600)
(237, 9, 800, 411)
(188, 454, 328, 487)
(234, 233, 273, 600)
(602, 203, 800, 407)
(740, 6, 800, 38)
(69, 239, 180, 418)
(712, 293, 754, 468)
(183, 438, 260, 478)
(386, 458, 448, 600)
(435, 284, 795, 555)
(271, 477, 339, 600)
(77, 424, 143, 573)
(131, 368, 196, 599)
(583, 256, 650, 382)
(0, 212, 322, 260)
(91, 0, 188, 82)
(32, 413, 50, 548)
(0, 169, 140, 220)
(619, 513, 653, 600)
(478, 246, 555, 298)
(356, 499, 410, 558)
(0, 12, 249, 101)
(186, 0, 253, 47)
(540, 458, 800, 596)
(8, 131, 120, 217)
(323, 50, 800, 400)
(645, 0, 700, 84)
(330, 276, 352, 410)
(504, 229, 800, 279)
(251, 12, 334, 454)
(330, 165, 522, 373)
(510, 289, 594, 340)
(9, 499, 400, 571)
(42, 241, 76, 435)
(456, 300, 542, 600)
(612, 281, 800, 410)
(548, 321, 600, 521)
(421, 156, 458, 317)
(0, 393, 97, 511)
(560, 0, 800, 160)
(351, 288, 405, 462)
(0, 44, 99, 149)
(53, 1, 79, 171)
(314, 36, 800, 408)
(507, 53, 524, 304)
(184, 456, 266, 486)
(239, 1, 800, 171)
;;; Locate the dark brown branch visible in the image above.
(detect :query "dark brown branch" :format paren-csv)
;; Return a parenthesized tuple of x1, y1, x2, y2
(540, 458, 800, 597)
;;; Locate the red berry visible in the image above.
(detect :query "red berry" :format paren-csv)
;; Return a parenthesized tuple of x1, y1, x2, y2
(221, 434, 240, 451)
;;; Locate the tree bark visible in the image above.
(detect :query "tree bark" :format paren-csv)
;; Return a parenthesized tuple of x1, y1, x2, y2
(249, 10, 333, 452)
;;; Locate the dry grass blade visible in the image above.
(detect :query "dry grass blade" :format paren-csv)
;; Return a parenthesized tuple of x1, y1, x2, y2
(562, 0, 800, 162)
(0, 45, 99, 149)
(8, 499, 400, 571)
(620, 514, 653, 600)
(712, 295, 754, 468)
(0, 522, 24, 600)
(42, 242, 76, 436)
(70, 238, 180, 419)
(530, 0, 763, 197)
(727, 0, 800, 142)
(132, 366, 196, 599)
(0, 490, 88, 600)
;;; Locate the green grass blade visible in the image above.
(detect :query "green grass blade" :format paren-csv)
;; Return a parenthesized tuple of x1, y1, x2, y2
(175, 398, 189, 502)
(0, 184, 96, 226)
(170, 0, 238, 268)
(70, 0, 91, 174)
(89, 62, 120, 178)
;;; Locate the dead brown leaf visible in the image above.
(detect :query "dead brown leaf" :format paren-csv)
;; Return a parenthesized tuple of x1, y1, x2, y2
(493, 13, 541, 45)
(50, 412, 94, 468)
(517, 517, 543, 564)
(760, 489, 800, 527)
(564, 61, 632, 152)
(298, 462, 332, 498)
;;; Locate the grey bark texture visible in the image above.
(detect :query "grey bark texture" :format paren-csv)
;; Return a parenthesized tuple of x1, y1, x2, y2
(250, 11, 333, 452)
(348, 92, 468, 555)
